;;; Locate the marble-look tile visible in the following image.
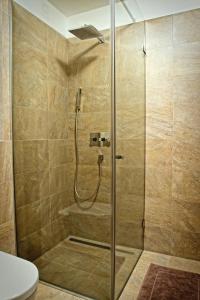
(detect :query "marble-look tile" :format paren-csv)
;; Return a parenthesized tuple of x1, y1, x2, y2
(116, 49, 144, 84)
(0, 11, 11, 141)
(48, 111, 68, 139)
(173, 41, 200, 80)
(49, 140, 68, 167)
(145, 196, 172, 227)
(49, 165, 68, 195)
(116, 111, 144, 139)
(116, 194, 144, 224)
(61, 239, 109, 259)
(14, 107, 48, 140)
(173, 9, 200, 44)
(67, 86, 110, 113)
(116, 22, 145, 50)
(15, 169, 49, 208)
(144, 224, 173, 255)
(146, 138, 172, 167)
(68, 111, 110, 141)
(14, 140, 49, 174)
(13, 70, 48, 111)
(172, 198, 200, 234)
(174, 101, 200, 147)
(168, 255, 200, 273)
(48, 81, 68, 113)
(146, 83, 173, 140)
(116, 81, 145, 112)
(47, 56, 68, 88)
(13, 3, 47, 43)
(47, 27, 68, 61)
(0, 103, 12, 141)
(117, 166, 145, 196)
(145, 165, 172, 200)
(0, 180, 13, 225)
(13, 27, 48, 110)
(33, 239, 127, 299)
(70, 56, 110, 89)
(47, 28, 68, 87)
(173, 140, 200, 173)
(116, 220, 143, 248)
(16, 197, 51, 239)
(172, 164, 200, 202)
(146, 47, 173, 140)
(67, 141, 110, 166)
(146, 46, 173, 79)
(171, 230, 200, 260)
(18, 230, 42, 261)
(13, 16, 47, 53)
(146, 16, 173, 49)
(0, 0, 12, 15)
(173, 77, 200, 107)
(68, 164, 111, 196)
(49, 217, 69, 247)
(50, 191, 70, 221)
(0, 141, 12, 183)
(0, 0, 15, 255)
(30, 283, 80, 300)
(0, 221, 16, 254)
(40, 224, 54, 254)
(14, 42, 47, 81)
(70, 214, 111, 244)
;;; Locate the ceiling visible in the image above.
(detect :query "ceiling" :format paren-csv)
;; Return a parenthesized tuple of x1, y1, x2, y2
(48, 0, 200, 20)
(48, 0, 120, 17)
(137, 0, 200, 20)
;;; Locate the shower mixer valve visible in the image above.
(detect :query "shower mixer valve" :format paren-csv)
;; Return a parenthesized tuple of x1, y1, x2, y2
(90, 132, 110, 147)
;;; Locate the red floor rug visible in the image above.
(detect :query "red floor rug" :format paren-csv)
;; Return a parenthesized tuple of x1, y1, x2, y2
(137, 263, 200, 300)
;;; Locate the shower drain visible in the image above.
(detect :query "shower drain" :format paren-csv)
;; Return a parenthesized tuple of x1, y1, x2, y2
(68, 236, 111, 250)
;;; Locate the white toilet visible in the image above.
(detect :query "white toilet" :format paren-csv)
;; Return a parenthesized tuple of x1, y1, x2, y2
(0, 251, 39, 300)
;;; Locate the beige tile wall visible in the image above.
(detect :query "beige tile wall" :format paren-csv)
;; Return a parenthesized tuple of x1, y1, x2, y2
(0, 0, 16, 254)
(13, 4, 70, 260)
(12, 3, 199, 262)
(145, 9, 200, 260)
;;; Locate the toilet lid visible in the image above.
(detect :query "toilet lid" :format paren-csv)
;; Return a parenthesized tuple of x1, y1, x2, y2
(0, 251, 39, 300)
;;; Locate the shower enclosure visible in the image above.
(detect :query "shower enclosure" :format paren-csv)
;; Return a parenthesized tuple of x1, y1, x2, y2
(12, 0, 145, 299)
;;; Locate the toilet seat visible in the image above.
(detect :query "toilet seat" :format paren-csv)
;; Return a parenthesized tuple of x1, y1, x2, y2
(0, 251, 39, 300)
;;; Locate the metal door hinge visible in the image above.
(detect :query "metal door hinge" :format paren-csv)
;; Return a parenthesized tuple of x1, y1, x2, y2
(143, 46, 146, 56)
(142, 218, 145, 230)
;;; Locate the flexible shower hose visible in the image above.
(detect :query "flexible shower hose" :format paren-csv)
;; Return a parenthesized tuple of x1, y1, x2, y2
(74, 108, 104, 210)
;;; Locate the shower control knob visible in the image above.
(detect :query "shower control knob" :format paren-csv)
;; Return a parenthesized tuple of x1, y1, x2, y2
(115, 155, 124, 160)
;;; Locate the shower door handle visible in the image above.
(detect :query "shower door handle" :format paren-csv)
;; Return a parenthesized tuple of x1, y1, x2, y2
(115, 155, 124, 160)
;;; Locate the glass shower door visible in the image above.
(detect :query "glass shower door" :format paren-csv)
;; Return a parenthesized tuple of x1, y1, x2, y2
(13, 1, 113, 299)
(112, 0, 146, 298)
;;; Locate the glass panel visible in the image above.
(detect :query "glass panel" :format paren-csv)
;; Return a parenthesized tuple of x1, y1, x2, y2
(114, 0, 146, 298)
(12, 1, 112, 299)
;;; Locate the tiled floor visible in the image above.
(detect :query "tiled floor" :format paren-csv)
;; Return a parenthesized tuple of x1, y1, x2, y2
(120, 251, 200, 300)
(32, 250, 200, 300)
(34, 238, 141, 300)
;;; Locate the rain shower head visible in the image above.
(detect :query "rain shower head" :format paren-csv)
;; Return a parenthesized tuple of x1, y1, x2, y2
(69, 25, 104, 43)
